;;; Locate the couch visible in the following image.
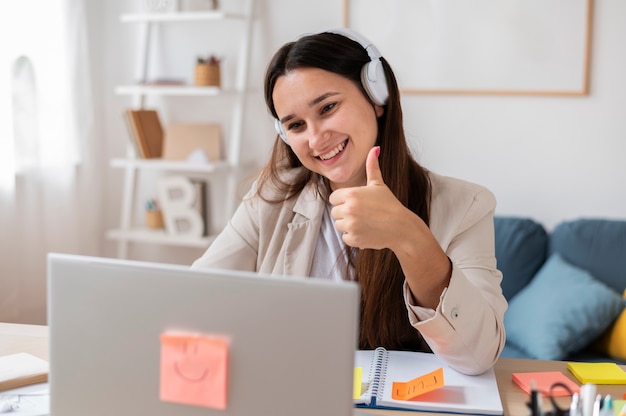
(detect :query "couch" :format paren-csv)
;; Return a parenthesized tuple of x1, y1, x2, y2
(494, 216, 626, 363)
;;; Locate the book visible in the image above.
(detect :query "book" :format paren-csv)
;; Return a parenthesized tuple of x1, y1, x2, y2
(124, 109, 164, 159)
(191, 178, 209, 236)
(121, 110, 145, 158)
(512, 371, 580, 397)
(354, 347, 503, 415)
(566, 362, 626, 384)
(0, 353, 49, 392)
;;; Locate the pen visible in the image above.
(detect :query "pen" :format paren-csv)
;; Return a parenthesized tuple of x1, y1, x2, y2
(600, 394, 613, 416)
(529, 380, 541, 416)
(569, 392, 580, 416)
(591, 394, 601, 416)
(618, 403, 626, 416)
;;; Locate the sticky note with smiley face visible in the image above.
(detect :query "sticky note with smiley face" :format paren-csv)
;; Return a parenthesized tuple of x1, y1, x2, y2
(159, 331, 230, 409)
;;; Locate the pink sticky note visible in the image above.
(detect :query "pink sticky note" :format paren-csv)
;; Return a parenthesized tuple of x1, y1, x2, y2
(159, 331, 229, 409)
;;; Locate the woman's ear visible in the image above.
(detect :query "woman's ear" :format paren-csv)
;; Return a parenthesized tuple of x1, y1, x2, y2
(374, 104, 384, 118)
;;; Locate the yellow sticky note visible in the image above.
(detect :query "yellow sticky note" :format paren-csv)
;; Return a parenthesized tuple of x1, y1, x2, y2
(159, 331, 229, 409)
(566, 362, 626, 384)
(354, 367, 363, 399)
(391, 367, 445, 401)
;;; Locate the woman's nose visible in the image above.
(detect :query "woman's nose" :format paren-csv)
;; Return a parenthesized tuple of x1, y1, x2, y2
(308, 121, 329, 148)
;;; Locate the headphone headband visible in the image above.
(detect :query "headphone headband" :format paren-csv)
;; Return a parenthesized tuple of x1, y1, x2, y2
(326, 27, 382, 61)
(275, 28, 389, 144)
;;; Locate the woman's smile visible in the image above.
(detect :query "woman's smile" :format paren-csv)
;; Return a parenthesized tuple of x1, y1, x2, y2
(317, 139, 348, 161)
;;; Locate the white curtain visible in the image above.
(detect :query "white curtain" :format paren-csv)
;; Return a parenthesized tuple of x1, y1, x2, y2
(0, 0, 101, 324)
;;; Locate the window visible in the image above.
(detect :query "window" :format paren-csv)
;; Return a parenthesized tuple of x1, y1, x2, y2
(0, 0, 85, 191)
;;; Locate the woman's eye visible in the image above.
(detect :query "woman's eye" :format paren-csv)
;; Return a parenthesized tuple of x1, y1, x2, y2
(321, 102, 336, 114)
(287, 121, 304, 132)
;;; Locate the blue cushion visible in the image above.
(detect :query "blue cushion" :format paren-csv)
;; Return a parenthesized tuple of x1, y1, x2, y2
(504, 254, 625, 361)
(500, 342, 531, 359)
(550, 219, 626, 294)
(494, 217, 547, 301)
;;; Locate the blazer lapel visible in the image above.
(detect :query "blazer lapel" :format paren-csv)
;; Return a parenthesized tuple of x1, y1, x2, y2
(282, 184, 325, 276)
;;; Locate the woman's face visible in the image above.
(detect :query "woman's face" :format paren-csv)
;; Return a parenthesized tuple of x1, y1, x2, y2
(273, 67, 383, 190)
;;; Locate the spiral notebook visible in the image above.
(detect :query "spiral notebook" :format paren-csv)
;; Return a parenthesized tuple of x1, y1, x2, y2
(354, 348, 503, 415)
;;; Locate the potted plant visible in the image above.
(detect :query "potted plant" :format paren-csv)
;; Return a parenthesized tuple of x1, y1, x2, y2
(194, 55, 221, 87)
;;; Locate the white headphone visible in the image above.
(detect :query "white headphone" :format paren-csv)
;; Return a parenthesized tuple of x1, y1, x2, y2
(275, 28, 389, 144)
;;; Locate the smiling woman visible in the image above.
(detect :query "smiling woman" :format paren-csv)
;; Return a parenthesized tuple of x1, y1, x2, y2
(192, 28, 508, 376)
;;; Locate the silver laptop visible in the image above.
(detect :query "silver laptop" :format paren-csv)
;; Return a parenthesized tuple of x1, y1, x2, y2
(47, 253, 360, 416)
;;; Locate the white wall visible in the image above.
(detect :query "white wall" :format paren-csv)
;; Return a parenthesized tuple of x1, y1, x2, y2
(97, 0, 626, 263)
(402, 0, 626, 230)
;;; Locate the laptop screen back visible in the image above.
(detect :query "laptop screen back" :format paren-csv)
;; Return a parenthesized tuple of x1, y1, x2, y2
(47, 253, 359, 416)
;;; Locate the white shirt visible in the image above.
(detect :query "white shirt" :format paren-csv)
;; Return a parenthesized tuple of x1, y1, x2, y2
(310, 203, 353, 282)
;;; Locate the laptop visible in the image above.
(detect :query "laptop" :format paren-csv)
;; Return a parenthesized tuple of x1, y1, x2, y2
(47, 253, 360, 416)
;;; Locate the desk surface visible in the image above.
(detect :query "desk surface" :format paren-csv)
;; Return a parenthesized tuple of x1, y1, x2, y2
(2, 322, 624, 416)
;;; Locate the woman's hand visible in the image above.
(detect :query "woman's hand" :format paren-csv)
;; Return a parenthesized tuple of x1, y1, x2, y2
(329, 146, 451, 309)
(329, 146, 407, 250)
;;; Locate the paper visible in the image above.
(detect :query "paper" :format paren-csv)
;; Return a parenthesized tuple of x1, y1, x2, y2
(0, 382, 50, 415)
(512, 371, 580, 397)
(159, 332, 229, 409)
(566, 362, 626, 384)
(392, 367, 444, 401)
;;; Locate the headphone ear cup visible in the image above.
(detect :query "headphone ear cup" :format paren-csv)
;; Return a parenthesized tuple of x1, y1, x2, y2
(275, 119, 289, 144)
(325, 28, 389, 106)
(361, 59, 388, 107)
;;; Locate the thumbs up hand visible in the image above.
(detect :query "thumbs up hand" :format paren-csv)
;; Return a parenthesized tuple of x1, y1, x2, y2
(329, 146, 409, 250)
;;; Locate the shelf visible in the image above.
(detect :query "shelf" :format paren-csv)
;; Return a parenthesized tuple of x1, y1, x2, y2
(111, 0, 253, 260)
(120, 11, 246, 23)
(115, 85, 225, 96)
(110, 158, 231, 173)
(107, 228, 215, 248)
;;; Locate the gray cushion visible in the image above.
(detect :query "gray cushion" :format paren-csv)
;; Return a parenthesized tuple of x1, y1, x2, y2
(550, 219, 626, 293)
(494, 217, 548, 301)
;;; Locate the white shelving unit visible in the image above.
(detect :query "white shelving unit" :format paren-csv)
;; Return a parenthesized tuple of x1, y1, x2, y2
(108, 1, 254, 259)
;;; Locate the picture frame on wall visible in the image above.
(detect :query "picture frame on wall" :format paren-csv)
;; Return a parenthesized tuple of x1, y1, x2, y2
(343, 0, 592, 96)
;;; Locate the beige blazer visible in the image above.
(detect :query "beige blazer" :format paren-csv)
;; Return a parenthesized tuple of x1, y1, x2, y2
(192, 170, 507, 375)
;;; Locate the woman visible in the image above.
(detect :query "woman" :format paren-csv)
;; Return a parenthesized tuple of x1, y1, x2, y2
(192, 28, 507, 375)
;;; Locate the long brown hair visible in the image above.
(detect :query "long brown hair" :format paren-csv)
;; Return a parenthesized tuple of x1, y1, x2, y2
(262, 32, 432, 351)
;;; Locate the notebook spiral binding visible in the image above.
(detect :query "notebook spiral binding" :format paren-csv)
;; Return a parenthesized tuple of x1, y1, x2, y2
(369, 347, 389, 407)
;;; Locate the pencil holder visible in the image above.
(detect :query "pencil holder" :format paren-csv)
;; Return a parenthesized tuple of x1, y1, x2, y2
(146, 210, 165, 229)
(194, 63, 220, 87)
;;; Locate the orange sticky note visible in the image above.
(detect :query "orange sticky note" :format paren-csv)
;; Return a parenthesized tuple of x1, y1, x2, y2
(392, 367, 444, 401)
(159, 331, 229, 409)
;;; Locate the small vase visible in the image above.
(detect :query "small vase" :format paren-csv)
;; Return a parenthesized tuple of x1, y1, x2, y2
(194, 63, 220, 87)
(146, 210, 165, 229)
